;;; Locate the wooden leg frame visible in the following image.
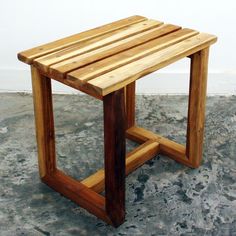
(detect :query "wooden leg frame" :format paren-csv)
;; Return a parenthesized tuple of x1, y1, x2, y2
(31, 48, 209, 227)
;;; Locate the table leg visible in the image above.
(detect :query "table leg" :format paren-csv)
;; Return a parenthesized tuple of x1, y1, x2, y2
(186, 48, 210, 167)
(31, 65, 56, 177)
(103, 88, 126, 227)
(125, 82, 136, 129)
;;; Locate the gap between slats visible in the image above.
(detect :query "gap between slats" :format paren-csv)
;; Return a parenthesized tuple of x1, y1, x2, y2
(66, 28, 198, 86)
(34, 19, 164, 74)
(17, 15, 147, 64)
(81, 140, 159, 193)
(48, 24, 181, 79)
(78, 33, 216, 96)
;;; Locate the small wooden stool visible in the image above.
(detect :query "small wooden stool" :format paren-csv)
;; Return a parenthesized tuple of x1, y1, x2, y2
(18, 15, 217, 227)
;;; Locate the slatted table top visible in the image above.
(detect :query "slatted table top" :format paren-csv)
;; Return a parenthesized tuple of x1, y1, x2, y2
(18, 15, 217, 97)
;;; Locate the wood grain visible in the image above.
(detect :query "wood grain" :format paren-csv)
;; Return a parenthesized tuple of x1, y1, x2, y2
(31, 66, 56, 177)
(38, 69, 103, 101)
(85, 33, 217, 96)
(125, 126, 197, 167)
(42, 169, 112, 225)
(103, 88, 126, 227)
(36, 20, 165, 74)
(82, 140, 159, 193)
(186, 48, 210, 168)
(67, 28, 198, 86)
(18, 15, 147, 64)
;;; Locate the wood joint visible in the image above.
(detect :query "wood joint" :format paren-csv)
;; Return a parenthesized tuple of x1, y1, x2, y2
(126, 125, 199, 168)
(81, 140, 160, 193)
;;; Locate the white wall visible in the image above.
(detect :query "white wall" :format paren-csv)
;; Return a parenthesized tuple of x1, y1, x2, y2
(0, 0, 236, 94)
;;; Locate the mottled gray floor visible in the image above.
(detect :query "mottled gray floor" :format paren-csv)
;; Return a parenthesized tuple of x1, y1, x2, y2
(0, 93, 236, 236)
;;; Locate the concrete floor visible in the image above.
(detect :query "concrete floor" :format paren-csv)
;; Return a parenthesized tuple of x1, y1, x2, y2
(0, 93, 235, 236)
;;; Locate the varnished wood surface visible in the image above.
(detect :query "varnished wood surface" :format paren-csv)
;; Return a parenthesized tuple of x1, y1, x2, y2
(103, 89, 126, 226)
(186, 48, 210, 167)
(18, 16, 217, 97)
(125, 82, 136, 129)
(82, 140, 159, 193)
(85, 33, 216, 96)
(18, 16, 217, 227)
(31, 66, 56, 177)
(126, 126, 195, 168)
(18, 15, 147, 64)
(36, 20, 164, 75)
(42, 169, 112, 225)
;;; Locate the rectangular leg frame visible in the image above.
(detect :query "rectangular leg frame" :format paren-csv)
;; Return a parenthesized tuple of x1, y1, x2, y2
(31, 48, 209, 227)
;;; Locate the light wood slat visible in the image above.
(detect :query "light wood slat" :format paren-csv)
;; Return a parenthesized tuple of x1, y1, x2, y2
(41, 23, 174, 76)
(81, 140, 159, 193)
(126, 82, 136, 129)
(35, 20, 165, 74)
(17, 15, 147, 64)
(67, 28, 198, 86)
(46, 20, 164, 77)
(34, 27, 132, 70)
(33, 28, 128, 72)
(84, 33, 217, 96)
(103, 88, 126, 226)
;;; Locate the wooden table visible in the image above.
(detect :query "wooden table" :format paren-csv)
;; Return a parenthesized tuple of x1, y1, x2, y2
(18, 15, 217, 227)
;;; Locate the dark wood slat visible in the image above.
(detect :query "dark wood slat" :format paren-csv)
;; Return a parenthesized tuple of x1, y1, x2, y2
(125, 126, 197, 168)
(126, 82, 136, 128)
(103, 88, 126, 227)
(47, 23, 179, 78)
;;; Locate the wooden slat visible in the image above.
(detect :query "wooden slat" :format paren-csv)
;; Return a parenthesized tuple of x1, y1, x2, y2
(17, 15, 147, 64)
(48, 23, 175, 77)
(34, 27, 130, 70)
(81, 140, 160, 193)
(42, 169, 112, 225)
(35, 20, 165, 74)
(47, 21, 167, 75)
(83, 33, 217, 96)
(67, 28, 198, 86)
